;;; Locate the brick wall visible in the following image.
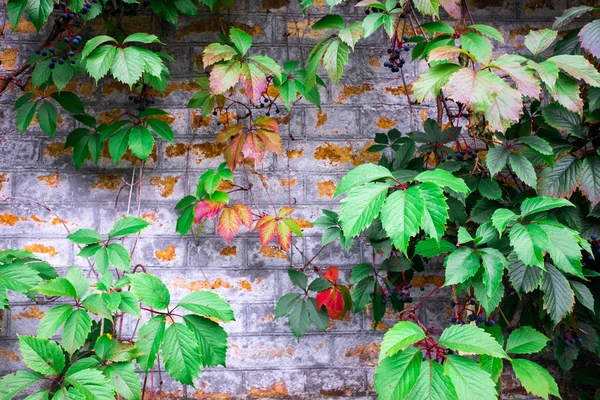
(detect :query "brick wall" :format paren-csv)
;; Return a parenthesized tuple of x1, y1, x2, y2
(0, 0, 593, 398)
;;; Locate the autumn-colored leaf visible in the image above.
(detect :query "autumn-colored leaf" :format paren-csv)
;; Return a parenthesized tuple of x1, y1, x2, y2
(232, 204, 253, 227)
(203, 43, 238, 68)
(216, 124, 244, 144)
(223, 133, 246, 170)
(209, 60, 241, 95)
(255, 215, 277, 246)
(217, 207, 243, 241)
(323, 266, 339, 282)
(316, 286, 345, 320)
(256, 129, 282, 155)
(195, 200, 226, 223)
(240, 63, 268, 104)
(254, 116, 279, 132)
(278, 207, 295, 218)
(242, 132, 267, 164)
(277, 219, 292, 250)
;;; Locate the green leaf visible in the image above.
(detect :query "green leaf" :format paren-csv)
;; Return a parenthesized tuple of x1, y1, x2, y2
(509, 223, 548, 268)
(524, 29, 557, 55)
(443, 248, 480, 286)
(518, 136, 553, 156)
(18, 335, 65, 375)
(229, 27, 252, 56)
(183, 315, 228, 367)
(571, 281, 594, 313)
(461, 32, 492, 64)
(541, 263, 574, 325)
(94, 247, 109, 274)
(479, 248, 506, 298)
(288, 269, 307, 290)
(81, 294, 112, 320)
(37, 102, 58, 137)
(334, 164, 392, 197)
(406, 360, 458, 400)
(548, 55, 600, 87)
(509, 152, 537, 188)
(380, 186, 424, 254)
(177, 291, 235, 322)
(0, 370, 45, 400)
(506, 326, 549, 354)
(579, 19, 600, 58)
(374, 347, 422, 400)
(85, 45, 118, 83)
(52, 61, 76, 91)
(123, 32, 161, 44)
(37, 304, 73, 339)
(439, 324, 508, 358)
(421, 22, 455, 35)
(321, 39, 350, 84)
(415, 169, 469, 193)
(539, 224, 584, 278)
(66, 267, 89, 300)
(289, 299, 310, 339)
(485, 146, 509, 178)
(66, 368, 114, 400)
(307, 277, 331, 292)
(110, 47, 146, 86)
(129, 273, 170, 310)
(81, 36, 117, 59)
(353, 276, 375, 312)
(479, 355, 503, 388)
(379, 321, 426, 360)
(520, 197, 574, 217)
(581, 156, 600, 206)
(419, 182, 449, 241)
(35, 277, 77, 298)
(107, 243, 130, 271)
(109, 216, 150, 238)
(469, 24, 504, 43)
(511, 359, 560, 400)
(477, 179, 502, 200)
(6, 0, 27, 31)
(136, 315, 166, 371)
(275, 293, 301, 318)
(413, 0, 439, 16)
(507, 252, 542, 295)
(444, 355, 497, 400)
(414, 238, 456, 257)
(350, 263, 373, 284)
(16, 100, 37, 135)
(312, 14, 344, 30)
(412, 63, 461, 102)
(67, 229, 103, 244)
(128, 125, 155, 161)
(146, 118, 174, 143)
(32, 59, 52, 88)
(118, 291, 141, 317)
(62, 309, 92, 355)
(162, 322, 202, 385)
(338, 21, 363, 50)
(339, 182, 391, 238)
(541, 103, 582, 136)
(306, 297, 329, 331)
(539, 156, 582, 198)
(25, 0, 53, 31)
(108, 128, 131, 165)
(103, 362, 141, 400)
(552, 6, 594, 29)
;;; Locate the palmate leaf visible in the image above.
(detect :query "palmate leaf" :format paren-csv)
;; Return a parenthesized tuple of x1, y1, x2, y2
(379, 321, 426, 360)
(405, 360, 458, 400)
(511, 359, 560, 400)
(62, 309, 92, 355)
(128, 125, 155, 161)
(539, 156, 582, 198)
(162, 323, 202, 385)
(479, 248, 506, 298)
(374, 347, 422, 400)
(128, 273, 170, 310)
(183, 315, 228, 367)
(339, 182, 391, 238)
(486, 146, 510, 178)
(579, 19, 600, 58)
(443, 248, 480, 286)
(26, 0, 53, 31)
(443, 355, 497, 400)
(581, 156, 600, 206)
(541, 263, 574, 325)
(6, 0, 27, 31)
(539, 224, 584, 278)
(509, 223, 548, 268)
(0, 370, 45, 399)
(178, 291, 235, 322)
(321, 39, 350, 84)
(209, 60, 241, 94)
(380, 186, 424, 253)
(419, 182, 449, 241)
(507, 252, 542, 295)
(66, 368, 114, 400)
(103, 362, 141, 400)
(289, 299, 310, 339)
(334, 164, 393, 196)
(37, 304, 73, 338)
(412, 63, 461, 102)
(506, 326, 549, 354)
(136, 315, 166, 371)
(240, 62, 267, 103)
(438, 324, 508, 358)
(18, 335, 65, 375)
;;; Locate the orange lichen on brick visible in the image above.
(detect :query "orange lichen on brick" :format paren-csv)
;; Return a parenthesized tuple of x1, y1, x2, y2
(420, 109, 429, 122)
(172, 277, 233, 291)
(149, 176, 180, 198)
(386, 84, 412, 96)
(192, 111, 235, 129)
(344, 343, 380, 366)
(337, 83, 373, 102)
(230, 343, 295, 360)
(162, 80, 203, 97)
(0, 48, 18, 71)
(0, 173, 9, 191)
(98, 108, 123, 125)
(248, 382, 289, 399)
(0, 350, 19, 361)
(11, 306, 45, 321)
(411, 274, 445, 288)
(260, 314, 275, 322)
(368, 55, 381, 68)
(5, 18, 37, 33)
(239, 280, 252, 291)
(279, 178, 296, 187)
(293, 219, 313, 229)
(315, 110, 328, 129)
(274, 114, 291, 125)
(220, 246, 237, 257)
(90, 174, 123, 190)
(260, 245, 287, 259)
(44, 143, 72, 158)
(178, 19, 262, 40)
(372, 320, 392, 330)
(165, 143, 225, 163)
(216, 180, 234, 191)
(51, 217, 68, 225)
(0, 213, 26, 226)
(24, 244, 59, 257)
(261, 0, 288, 9)
(165, 143, 188, 157)
(314, 142, 380, 167)
(193, 390, 233, 400)
(155, 245, 176, 262)
(287, 19, 325, 39)
(30, 215, 46, 224)
(509, 24, 535, 40)
(377, 117, 398, 129)
(286, 149, 304, 159)
(38, 173, 60, 188)
(317, 180, 336, 198)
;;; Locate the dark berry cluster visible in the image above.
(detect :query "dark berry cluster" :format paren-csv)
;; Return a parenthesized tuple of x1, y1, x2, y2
(370, 282, 418, 305)
(549, 331, 583, 347)
(128, 83, 156, 112)
(436, 145, 480, 164)
(364, 6, 384, 14)
(383, 35, 411, 73)
(80, 0, 97, 15)
(582, 234, 600, 269)
(449, 298, 496, 326)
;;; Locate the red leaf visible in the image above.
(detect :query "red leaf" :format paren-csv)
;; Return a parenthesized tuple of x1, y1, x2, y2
(254, 116, 279, 132)
(194, 200, 226, 224)
(216, 123, 244, 144)
(209, 60, 242, 95)
(256, 129, 282, 155)
(240, 63, 268, 103)
(323, 266, 339, 282)
(223, 132, 246, 170)
(232, 204, 253, 227)
(316, 287, 345, 320)
(242, 132, 267, 164)
(276, 220, 292, 251)
(217, 207, 242, 241)
(255, 215, 277, 246)
(202, 43, 238, 68)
